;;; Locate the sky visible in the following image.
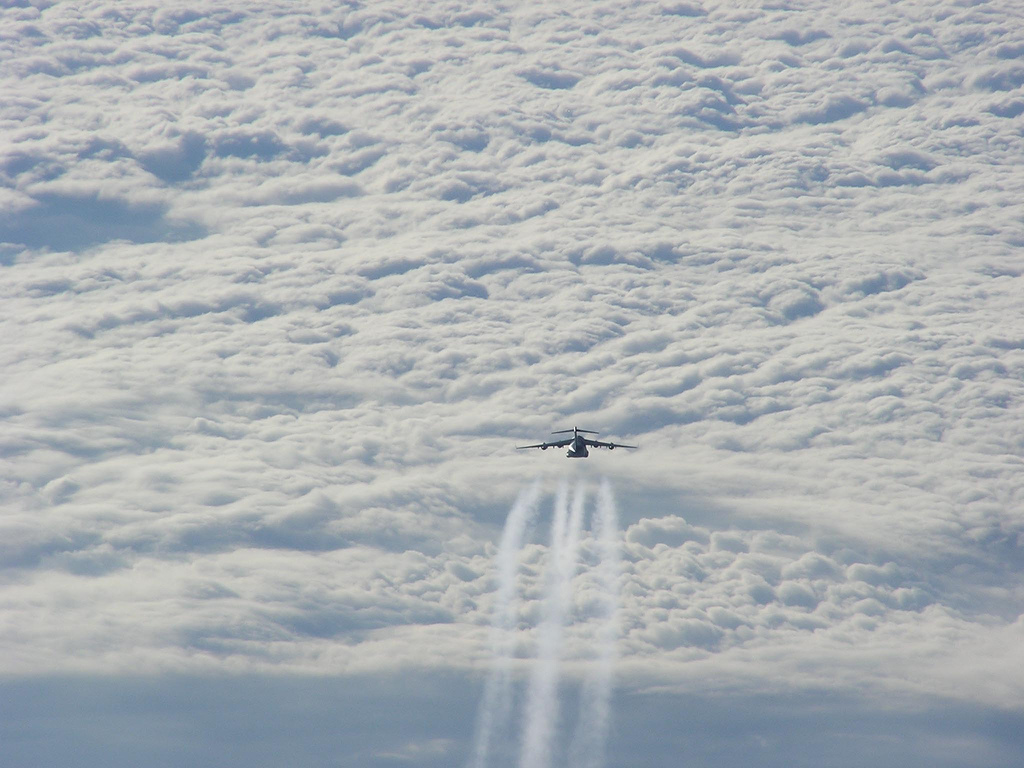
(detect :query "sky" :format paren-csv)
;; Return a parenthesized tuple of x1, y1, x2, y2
(2, 0, 1023, 766)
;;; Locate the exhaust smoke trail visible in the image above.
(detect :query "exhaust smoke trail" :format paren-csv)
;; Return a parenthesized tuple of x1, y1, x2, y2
(569, 478, 620, 768)
(469, 481, 541, 768)
(470, 479, 619, 768)
(519, 482, 586, 768)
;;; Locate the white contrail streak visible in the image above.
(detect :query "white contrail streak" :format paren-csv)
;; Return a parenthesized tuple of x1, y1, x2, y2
(470, 479, 617, 768)
(519, 482, 587, 768)
(468, 481, 541, 768)
(570, 478, 620, 768)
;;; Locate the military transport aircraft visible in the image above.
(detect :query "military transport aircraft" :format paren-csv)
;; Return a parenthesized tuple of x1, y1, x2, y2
(516, 426, 637, 458)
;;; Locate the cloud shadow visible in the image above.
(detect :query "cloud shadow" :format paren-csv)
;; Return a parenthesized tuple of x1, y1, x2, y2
(0, 192, 205, 252)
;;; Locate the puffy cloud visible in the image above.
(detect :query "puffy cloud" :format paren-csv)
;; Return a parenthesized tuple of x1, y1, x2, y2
(1, 0, 1023, 764)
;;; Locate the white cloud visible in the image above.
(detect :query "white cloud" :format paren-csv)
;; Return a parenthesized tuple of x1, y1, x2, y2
(2, 0, 1023, 764)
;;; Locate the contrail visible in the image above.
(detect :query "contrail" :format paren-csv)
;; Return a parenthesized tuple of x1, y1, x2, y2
(569, 478, 620, 768)
(519, 482, 586, 768)
(468, 481, 541, 768)
(470, 479, 618, 768)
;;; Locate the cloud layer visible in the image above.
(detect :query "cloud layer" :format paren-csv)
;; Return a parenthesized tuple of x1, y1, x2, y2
(2, 0, 1023, 764)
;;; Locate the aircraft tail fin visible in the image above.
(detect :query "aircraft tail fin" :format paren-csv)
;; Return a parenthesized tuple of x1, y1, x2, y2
(552, 427, 599, 434)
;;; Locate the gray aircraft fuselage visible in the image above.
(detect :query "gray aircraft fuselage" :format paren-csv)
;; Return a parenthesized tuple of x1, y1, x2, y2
(566, 436, 589, 458)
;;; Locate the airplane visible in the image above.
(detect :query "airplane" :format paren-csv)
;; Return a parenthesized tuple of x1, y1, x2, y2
(516, 426, 638, 458)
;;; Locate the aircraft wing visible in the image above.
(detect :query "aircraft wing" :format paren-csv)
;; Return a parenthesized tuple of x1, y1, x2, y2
(516, 437, 573, 450)
(584, 437, 638, 450)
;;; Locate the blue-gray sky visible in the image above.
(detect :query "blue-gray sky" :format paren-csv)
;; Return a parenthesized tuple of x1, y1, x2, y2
(2, 1, 1022, 766)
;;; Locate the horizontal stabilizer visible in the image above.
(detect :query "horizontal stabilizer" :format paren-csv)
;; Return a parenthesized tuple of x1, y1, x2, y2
(551, 427, 599, 434)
